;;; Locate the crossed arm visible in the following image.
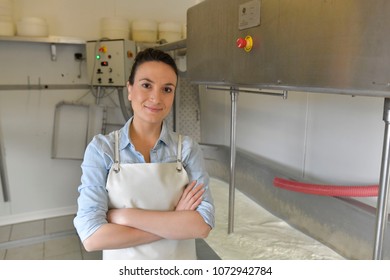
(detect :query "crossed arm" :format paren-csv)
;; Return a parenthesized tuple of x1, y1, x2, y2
(83, 181, 211, 252)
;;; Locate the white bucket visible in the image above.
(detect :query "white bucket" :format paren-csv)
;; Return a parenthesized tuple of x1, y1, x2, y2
(131, 19, 157, 43)
(182, 24, 186, 39)
(158, 22, 182, 43)
(0, 15, 11, 21)
(0, 20, 14, 36)
(0, 0, 13, 17)
(100, 17, 129, 39)
(16, 17, 48, 37)
(101, 28, 129, 40)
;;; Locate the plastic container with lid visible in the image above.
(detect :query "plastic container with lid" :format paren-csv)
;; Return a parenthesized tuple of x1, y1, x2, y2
(181, 23, 186, 39)
(0, 0, 13, 16)
(100, 17, 129, 40)
(158, 22, 182, 43)
(0, 20, 14, 36)
(16, 17, 48, 37)
(131, 19, 157, 43)
(0, 0, 14, 36)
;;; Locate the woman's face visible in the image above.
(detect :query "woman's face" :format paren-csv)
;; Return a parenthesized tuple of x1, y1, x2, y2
(127, 61, 176, 126)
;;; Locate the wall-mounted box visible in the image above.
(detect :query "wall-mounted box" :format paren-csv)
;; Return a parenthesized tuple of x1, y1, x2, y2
(86, 39, 136, 87)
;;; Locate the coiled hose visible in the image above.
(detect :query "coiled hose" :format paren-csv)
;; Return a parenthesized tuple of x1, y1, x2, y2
(273, 177, 378, 197)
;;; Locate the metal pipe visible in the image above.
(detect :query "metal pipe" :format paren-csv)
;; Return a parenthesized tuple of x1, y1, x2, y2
(173, 91, 177, 132)
(206, 85, 287, 234)
(0, 123, 10, 202)
(0, 84, 90, 91)
(95, 86, 101, 105)
(117, 87, 132, 121)
(228, 87, 238, 234)
(206, 86, 287, 98)
(373, 97, 390, 259)
(0, 148, 9, 202)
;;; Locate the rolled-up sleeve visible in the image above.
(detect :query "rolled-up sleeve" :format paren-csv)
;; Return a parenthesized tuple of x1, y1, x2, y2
(182, 137, 215, 229)
(73, 138, 112, 242)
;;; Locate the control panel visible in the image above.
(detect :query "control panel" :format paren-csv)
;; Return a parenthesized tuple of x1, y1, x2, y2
(236, 0, 259, 53)
(86, 39, 136, 87)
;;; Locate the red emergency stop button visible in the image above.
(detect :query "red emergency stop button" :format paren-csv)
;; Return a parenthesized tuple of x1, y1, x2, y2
(236, 37, 247, 48)
(236, 35, 253, 52)
(99, 46, 107, 53)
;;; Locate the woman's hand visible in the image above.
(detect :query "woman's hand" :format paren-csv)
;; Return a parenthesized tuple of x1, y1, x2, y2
(175, 181, 205, 211)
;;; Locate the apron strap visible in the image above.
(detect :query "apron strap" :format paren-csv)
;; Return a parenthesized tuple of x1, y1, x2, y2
(114, 130, 120, 173)
(114, 130, 183, 173)
(176, 134, 183, 172)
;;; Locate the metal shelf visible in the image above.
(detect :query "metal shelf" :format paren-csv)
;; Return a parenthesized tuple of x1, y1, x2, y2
(0, 35, 85, 45)
(154, 39, 186, 51)
(0, 35, 86, 61)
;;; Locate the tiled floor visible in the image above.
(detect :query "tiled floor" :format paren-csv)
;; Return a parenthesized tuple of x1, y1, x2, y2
(0, 215, 101, 260)
(0, 214, 220, 260)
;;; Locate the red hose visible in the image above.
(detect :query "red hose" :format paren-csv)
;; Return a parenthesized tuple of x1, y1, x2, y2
(273, 177, 379, 197)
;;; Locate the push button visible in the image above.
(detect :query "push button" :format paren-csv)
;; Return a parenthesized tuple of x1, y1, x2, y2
(236, 35, 253, 52)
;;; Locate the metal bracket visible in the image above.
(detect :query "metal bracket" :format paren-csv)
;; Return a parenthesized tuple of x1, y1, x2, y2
(50, 44, 57, 61)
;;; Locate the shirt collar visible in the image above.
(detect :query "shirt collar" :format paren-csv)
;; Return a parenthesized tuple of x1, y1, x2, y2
(119, 117, 170, 150)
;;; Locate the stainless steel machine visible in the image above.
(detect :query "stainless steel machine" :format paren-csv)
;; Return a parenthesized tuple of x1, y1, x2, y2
(187, 0, 390, 259)
(187, 0, 390, 97)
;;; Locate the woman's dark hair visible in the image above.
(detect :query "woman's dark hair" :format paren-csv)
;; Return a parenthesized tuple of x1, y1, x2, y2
(128, 48, 178, 85)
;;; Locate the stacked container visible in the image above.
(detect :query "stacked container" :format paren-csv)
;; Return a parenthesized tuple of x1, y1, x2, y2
(131, 19, 158, 43)
(16, 17, 49, 37)
(100, 17, 130, 40)
(182, 24, 186, 39)
(0, 0, 14, 36)
(158, 22, 182, 43)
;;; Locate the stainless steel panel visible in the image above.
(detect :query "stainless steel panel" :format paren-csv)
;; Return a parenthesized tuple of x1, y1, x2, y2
(187, 0, 390, 97)
(187, 0, 236, 84)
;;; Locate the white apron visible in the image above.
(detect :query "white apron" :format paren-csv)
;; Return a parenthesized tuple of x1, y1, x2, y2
(103, 130, 197, 260)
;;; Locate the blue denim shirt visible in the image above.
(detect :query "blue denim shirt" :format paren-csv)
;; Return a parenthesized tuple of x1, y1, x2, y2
(74, 117, 215, 242)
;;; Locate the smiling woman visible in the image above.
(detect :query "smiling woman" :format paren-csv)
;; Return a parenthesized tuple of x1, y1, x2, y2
(127, 59, 177, 161)
(73, 48, 215, 260)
